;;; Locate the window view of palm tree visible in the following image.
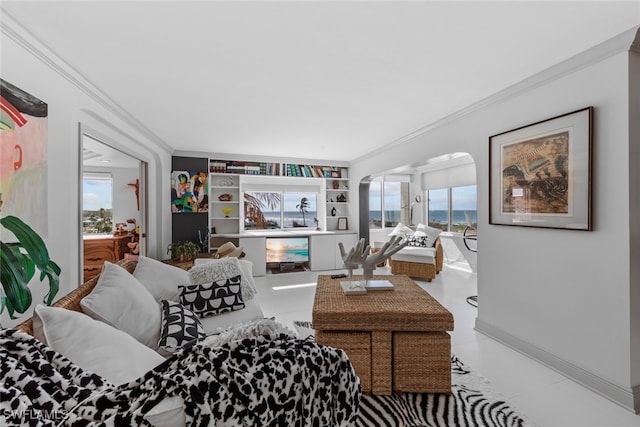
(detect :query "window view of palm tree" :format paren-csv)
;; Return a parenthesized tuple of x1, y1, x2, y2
(285, 192, 316, 228)
(244, 192, 281, 229)
(244, 191, 317, 230)
(296, 197, 310, 227)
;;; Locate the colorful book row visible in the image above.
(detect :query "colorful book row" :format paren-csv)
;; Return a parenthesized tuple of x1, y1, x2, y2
(284, 164, 342, 178)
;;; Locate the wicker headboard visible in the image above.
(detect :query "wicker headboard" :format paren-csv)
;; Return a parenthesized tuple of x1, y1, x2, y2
(15, 258, 138, 336)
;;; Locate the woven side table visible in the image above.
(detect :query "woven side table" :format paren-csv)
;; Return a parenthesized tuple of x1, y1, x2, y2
(312, 274, 454, 395)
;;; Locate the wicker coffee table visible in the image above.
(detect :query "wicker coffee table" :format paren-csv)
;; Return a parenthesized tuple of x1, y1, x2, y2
(312, 274, 454, 395)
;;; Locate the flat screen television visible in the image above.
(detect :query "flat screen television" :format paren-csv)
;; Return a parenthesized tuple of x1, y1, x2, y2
(265, 237, 309, 264)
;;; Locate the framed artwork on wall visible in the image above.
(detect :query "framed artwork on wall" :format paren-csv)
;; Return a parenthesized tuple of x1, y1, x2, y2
(0, 79, 49, 238)
(489, 106, 593, 231)
(171, 171, 209, 213)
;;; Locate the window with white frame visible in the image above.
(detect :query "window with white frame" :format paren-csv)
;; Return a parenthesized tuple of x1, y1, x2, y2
(427, 185, 477, 232)
(369, 176, 410, 229)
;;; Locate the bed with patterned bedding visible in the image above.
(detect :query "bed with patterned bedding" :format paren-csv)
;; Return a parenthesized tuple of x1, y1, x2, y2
(1, 327, 361, 426)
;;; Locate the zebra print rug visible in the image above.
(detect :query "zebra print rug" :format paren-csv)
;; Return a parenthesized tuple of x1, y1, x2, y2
(293, 321, 535, 427)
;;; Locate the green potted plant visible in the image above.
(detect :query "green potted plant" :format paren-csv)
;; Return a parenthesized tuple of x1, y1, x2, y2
(167, 241, 200, 262)
(0, 215, 61, 320)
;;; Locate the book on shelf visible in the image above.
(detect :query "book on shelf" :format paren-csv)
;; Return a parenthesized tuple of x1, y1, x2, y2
(209, 161, 227, 173)
(245, 165, 261, 175)
(212, 160, 344, 178)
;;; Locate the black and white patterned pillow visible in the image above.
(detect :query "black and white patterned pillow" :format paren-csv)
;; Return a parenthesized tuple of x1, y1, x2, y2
(158, 300, 206, 353)
(178, 275, 245, 318)
(406, 235, 428, 247)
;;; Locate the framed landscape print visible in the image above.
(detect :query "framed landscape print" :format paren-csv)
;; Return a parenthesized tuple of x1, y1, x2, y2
(489, 106, 593, 230)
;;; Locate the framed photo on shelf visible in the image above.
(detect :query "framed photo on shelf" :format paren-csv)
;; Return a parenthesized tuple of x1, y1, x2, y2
(489, 106, 593, 231)
(337, 216, 348, 230)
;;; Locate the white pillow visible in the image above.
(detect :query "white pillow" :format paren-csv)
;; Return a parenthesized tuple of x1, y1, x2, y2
(416, 224, 442, 247)
(133, 255, 191, 302)
(388, 223, 414, 239)
(190, 258, 257, 301)
(80, 262, 162, 350)
(33, 305, 164, 386)
(236, 260, 257, 297)
(203, 317, 294, 348)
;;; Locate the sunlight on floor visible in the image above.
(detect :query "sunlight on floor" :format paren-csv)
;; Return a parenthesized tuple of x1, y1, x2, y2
(271, 282, 317, 291)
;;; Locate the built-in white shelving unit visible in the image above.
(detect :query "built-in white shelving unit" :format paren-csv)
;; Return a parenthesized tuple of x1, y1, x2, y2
(208, 159, 350, 236)
(209, 173, 240, 235)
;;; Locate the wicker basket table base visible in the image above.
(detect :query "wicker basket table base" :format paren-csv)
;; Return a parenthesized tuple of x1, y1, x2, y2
(312, 274, 454, 395)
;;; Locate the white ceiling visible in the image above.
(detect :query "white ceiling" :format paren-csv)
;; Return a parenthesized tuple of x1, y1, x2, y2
(3, 1, 639, 162)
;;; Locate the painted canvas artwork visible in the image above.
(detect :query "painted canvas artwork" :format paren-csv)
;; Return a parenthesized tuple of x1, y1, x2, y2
(171, 171, 208, 213)
(0, 79, 48, 238)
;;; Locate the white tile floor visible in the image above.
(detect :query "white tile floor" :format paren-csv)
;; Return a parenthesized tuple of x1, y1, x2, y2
(253, 263, 640, 427)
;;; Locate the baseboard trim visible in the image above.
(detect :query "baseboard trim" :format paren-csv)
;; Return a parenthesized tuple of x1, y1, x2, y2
(475, 318, 639, 414)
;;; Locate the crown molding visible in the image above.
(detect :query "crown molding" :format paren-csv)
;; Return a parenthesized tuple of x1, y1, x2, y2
(1, 10, 174, 155)
(353, 25, 640, 164)
(174, 150, 351, 167)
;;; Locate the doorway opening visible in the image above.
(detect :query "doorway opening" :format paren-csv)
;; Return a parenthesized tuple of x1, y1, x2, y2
(80, 131, 148, 282)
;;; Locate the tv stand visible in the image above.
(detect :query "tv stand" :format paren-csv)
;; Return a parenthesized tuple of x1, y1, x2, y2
(279, 261, 296, 272)
(210, 230, 357, 276)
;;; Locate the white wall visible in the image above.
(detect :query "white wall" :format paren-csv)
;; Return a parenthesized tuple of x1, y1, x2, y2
(629, 46, 640, 390)
(351, 28, 640, 410)
(1, 19, 173, 327)
(111, 167, 140, 227)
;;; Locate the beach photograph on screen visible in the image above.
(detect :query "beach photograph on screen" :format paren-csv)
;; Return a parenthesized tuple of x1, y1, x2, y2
(266, 237, 309, 263)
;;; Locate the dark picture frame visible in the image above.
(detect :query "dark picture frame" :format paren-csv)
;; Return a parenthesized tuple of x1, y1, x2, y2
(489, 106, 593, 230)
(337, 216, 348, 230)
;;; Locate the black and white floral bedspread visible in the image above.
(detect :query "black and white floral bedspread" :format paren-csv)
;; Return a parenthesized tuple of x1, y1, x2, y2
(0, 328, 361, 426)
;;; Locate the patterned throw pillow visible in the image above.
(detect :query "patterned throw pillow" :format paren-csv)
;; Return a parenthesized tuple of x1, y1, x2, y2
(406, 235, 428, 247)
(178, 275, 245, 318)
(158, 300, 206, 353)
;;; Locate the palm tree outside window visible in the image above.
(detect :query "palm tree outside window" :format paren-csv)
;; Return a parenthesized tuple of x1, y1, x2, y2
(244, 191, 317, 230)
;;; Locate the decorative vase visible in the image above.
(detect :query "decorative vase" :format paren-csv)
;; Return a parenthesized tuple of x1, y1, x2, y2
(331, 207, 337, 216)
(333, 181, 339, 190)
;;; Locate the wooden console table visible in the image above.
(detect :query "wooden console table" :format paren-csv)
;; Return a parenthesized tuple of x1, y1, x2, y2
(312, 274, 454, 395)
(83, 235, 132, 282)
